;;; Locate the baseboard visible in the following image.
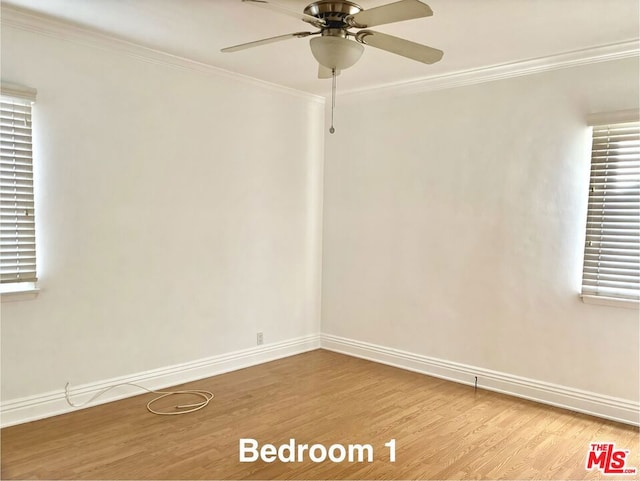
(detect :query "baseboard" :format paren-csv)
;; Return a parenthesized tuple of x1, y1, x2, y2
(1, 334, 321, 428)
(320, 334, 640, 427)
(4, 333, 637, 428)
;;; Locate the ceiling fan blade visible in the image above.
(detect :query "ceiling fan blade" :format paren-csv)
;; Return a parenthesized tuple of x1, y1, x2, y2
(241, 0, 326, 27)
(318, 65, 342, 79)
(221, 32, 313, 53)
(356, 30, 443, 64)
(347, 0, 432, 28)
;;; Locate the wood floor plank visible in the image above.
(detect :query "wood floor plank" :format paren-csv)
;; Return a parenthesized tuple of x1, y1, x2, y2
(1, 349, 638, 479)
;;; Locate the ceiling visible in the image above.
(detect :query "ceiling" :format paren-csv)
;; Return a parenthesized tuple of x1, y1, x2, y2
(2, 0, 639, 96)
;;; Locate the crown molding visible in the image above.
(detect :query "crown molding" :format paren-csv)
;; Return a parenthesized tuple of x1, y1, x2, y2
(2, 4, 637, 104)
(340, 40, 640, 102)
(0, 4, 325, 105)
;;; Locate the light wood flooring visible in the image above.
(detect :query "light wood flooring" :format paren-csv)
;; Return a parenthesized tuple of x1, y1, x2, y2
(1, 349, 638, 479)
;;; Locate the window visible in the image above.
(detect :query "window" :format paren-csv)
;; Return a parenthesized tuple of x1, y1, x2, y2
(581, 113, 640, 307)
(1, 83, 38, 293)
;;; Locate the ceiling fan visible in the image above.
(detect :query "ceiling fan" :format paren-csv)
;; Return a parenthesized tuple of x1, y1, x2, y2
(221, 0, 443, 132)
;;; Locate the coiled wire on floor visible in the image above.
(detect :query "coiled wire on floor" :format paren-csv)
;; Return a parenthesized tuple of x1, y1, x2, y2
(64, 382, 214, 415)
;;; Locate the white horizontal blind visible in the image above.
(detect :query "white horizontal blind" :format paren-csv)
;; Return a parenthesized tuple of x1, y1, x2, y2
(582, 120, 640, 301)
(1, 95, 37, 284)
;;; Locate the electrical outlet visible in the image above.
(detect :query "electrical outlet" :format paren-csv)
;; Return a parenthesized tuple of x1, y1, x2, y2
(257, 332, 264, 345)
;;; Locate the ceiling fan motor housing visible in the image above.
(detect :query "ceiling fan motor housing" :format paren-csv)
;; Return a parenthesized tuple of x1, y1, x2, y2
(303, 1, 362, 28)
(305, 1, 365, 70)
(223, 0, 443, 70)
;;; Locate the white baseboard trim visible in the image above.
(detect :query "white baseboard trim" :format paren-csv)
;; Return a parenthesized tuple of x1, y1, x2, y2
(320, 334, 640, 427)
(1, 334, 320, 428)
(4, 333, 637, 428)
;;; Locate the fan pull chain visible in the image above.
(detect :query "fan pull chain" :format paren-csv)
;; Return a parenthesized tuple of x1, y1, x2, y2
(329, 67, 336, 134)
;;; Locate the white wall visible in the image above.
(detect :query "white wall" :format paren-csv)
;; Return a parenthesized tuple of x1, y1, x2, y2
(0, 24, 325, 400)
(322, 58, 639, 402)
(1, 9, 637, 417)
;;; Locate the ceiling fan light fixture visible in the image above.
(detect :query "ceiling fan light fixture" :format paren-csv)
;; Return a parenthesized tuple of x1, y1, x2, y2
(309, 36, 364, 70)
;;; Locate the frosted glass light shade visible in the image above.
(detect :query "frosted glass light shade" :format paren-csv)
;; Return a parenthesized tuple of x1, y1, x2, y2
(310, 36, 364, 70)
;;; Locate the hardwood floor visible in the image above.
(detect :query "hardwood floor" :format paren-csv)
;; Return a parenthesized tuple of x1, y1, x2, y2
(1, 349, 638, 479)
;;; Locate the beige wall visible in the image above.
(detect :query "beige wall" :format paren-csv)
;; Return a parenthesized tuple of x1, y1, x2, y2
(2, 15, 638, 412)
(0, 25, 325, 400)
(321, 58, 639, 401)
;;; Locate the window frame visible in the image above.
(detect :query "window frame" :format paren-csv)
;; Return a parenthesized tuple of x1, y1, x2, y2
(0, 82, 39, 301)
(580, 110, 640, 309)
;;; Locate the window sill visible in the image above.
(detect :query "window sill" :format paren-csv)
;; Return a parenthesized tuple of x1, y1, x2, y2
(581, 294, 639, 310)
(1, 284, 40, 303)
